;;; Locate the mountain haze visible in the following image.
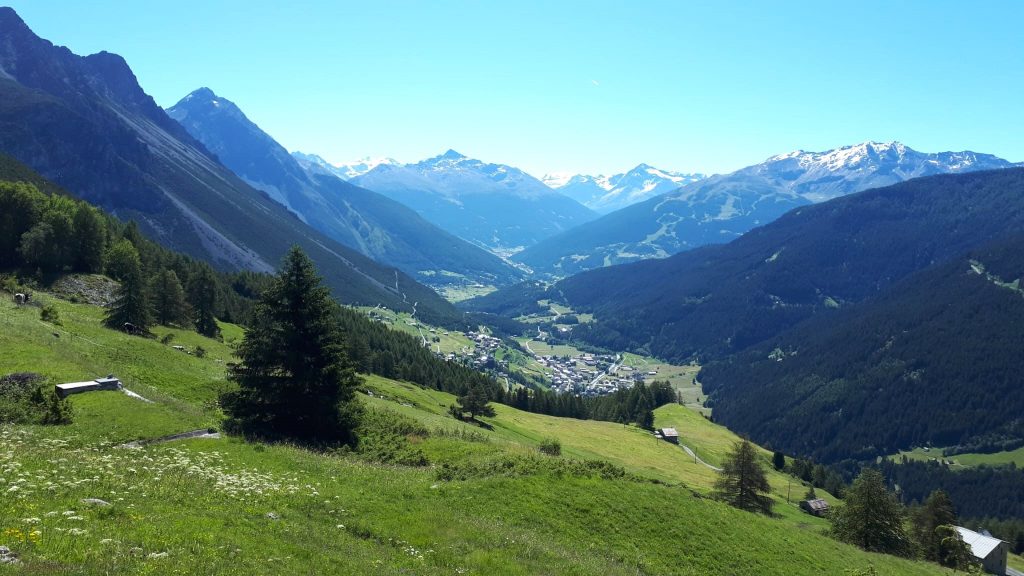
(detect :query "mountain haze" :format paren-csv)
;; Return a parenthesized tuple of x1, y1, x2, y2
(516, 141, 1021, 277)
(167, 89, 523, 289)
(0, 8, 458, 325)
(352, 151, 597, 252)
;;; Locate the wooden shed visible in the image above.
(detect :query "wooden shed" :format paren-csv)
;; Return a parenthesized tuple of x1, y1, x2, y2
(658, 428, 680, 444)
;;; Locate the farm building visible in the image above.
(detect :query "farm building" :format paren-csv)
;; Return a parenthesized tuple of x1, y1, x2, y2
(799, 498, 830, 517)
(657, 428, 680, 444)
(955, 526, 1008, 575)
(55, 375, 121, 398)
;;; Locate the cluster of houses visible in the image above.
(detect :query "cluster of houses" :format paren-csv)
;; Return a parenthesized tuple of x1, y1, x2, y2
(459, 331, 502, 369)
(539, 352, 650, 396)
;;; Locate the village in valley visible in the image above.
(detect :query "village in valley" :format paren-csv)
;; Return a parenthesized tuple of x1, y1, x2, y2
(360, 303, 704, 403)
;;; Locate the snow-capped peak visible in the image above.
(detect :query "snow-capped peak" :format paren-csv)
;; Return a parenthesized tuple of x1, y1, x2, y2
(291, 152, 398, 180)
(767, 141, 909, 169)
(541, 172, 576, 189)
(548, 164, 706, 213)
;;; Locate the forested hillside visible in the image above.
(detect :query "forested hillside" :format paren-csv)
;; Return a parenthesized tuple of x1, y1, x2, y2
(469, 168, 1024, 364)
(0, 156, 264, 326)
(698, 235, 1024, 462)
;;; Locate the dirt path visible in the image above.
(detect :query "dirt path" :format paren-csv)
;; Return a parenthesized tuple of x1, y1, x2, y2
(117, 429, 221, 449)
(680, 444, 723, 472)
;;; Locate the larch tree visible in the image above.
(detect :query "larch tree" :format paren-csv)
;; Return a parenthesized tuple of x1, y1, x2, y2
(71, 203, 106, 273)
(830, 468, 912, 556)
(910, 489, 958, 562)
(221, 246, 362, 445)
(714, 438, 774, 515)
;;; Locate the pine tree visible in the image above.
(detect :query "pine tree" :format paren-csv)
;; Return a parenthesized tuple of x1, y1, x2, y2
(190, 266, 221, 338)
(153, 269, 190, 327)
(221, 246, 362, 445)
(104, 245, 152, 331)
(453, 384, 496, 421)
(830, 468, 912, 556)
(714, 438, 774, 515)
(911, 490, 959, 562)
(773, 450, 786, 471)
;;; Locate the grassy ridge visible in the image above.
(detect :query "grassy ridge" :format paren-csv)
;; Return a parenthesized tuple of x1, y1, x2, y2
(0, 289, 949, 574)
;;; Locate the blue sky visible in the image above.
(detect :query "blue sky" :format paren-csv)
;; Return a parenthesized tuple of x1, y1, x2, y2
(7, 1, 1022, 176)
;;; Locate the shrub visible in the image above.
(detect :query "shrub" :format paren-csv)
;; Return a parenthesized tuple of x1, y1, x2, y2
(539, 437, 562, 456)
(40, 304, 62, 325)
(0, 373, 71, 425)
(160, 333, 176, 345)
(194, 345, 207, 358)
(354, 409, 430, 466)
(39, 390, 73, 425)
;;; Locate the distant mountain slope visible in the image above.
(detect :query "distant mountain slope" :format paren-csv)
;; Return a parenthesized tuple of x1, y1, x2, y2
(167, 89, 522, 289)
(516, 142, 1020, 277)
(699, 234, 1024, 463)
(468, 168, 1024, 362)
(0, 7, 457, 325)
(352, 151, 597, 251)
(292, 152, 397, 180)
(544, 164, 705, 214)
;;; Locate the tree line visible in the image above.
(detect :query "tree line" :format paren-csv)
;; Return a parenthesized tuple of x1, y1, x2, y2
(0, 180, 268, 336)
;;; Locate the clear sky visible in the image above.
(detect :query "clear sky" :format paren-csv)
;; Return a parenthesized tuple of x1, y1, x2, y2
(7, 1, 1022, 177)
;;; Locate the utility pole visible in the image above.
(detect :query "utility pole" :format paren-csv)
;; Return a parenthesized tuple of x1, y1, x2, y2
(787, 479, 792, 504)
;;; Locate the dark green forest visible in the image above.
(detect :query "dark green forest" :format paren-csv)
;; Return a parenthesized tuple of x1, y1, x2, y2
(698, 236, 1024, 463)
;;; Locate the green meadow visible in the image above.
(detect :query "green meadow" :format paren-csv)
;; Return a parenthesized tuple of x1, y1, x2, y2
(0, 287, 951, 574)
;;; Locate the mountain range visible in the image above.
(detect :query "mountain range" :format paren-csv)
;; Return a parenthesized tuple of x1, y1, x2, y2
(351, 151, 597, 252)
(543, 164, 705, 214)
(166, 89, 523, 289)
(466, 167, 1024, 460)
(0, 8, 459, 326)
(515, 141, 1021, 277)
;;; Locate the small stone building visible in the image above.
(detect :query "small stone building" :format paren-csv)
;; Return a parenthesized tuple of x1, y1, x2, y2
(55, 376, 122, 398)
(799, 498, 830, 517)
(955, 526, 1008, 575)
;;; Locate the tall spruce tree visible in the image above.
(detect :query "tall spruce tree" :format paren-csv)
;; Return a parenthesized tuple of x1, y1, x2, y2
(714, 438, 774, 515)
(190, 266, 221, 338)
(104, 245, 152, 331)
(153, 269, 190, 327)
(221, 246, 362, 445)
(830, 468, 912, 556)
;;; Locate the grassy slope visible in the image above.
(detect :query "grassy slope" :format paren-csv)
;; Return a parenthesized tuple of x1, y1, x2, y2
(0, 290, 948, 575)
(898, 445, 1024, 468)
